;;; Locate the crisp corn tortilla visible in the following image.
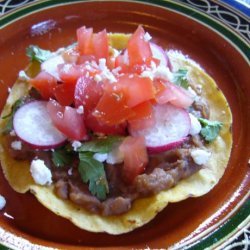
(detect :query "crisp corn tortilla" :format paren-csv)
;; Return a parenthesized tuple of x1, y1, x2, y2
(0, 34, 232, 234)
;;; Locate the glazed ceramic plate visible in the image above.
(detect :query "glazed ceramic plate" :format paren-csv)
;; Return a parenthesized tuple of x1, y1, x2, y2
(0, 0, 249, 249)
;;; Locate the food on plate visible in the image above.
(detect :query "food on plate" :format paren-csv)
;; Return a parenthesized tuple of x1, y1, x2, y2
(0, 26, 232, 234)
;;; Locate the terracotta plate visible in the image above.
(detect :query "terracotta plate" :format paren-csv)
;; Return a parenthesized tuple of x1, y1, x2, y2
(0, 0, 249, 249)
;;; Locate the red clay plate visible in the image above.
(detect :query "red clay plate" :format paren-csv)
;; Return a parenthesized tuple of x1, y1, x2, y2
(0, 0, 249, 249)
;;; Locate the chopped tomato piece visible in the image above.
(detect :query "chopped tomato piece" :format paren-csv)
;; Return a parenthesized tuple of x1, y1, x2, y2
(94, 91, 134, 125)
(156, 81, 194, 108)
(115, 74, 155, 107)
(58, 63, 85, 85)
(74, 75, 103, 115)
(77, 26, 93, 55)
(127, 26, 152, 66)
(77, 55, 96, 64)
(92, 29, 109, 60)
(120, 136, 148, 183)
(29, 71, 57, 100)
(86, 113, 127, 135)
(47, 100, 87, 141)
(53, 83, 75, 106)
(114, 51, 129, 73)
(130, 101, 153, 121)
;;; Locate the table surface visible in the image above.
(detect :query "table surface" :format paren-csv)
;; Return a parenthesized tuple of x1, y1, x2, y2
(0, 0, 249, 249)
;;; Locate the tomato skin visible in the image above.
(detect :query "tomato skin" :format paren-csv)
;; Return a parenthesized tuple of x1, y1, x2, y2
(127, 26, 152, 66)
(86, 113, 127, 135)
(157, 81, 194, 108)
(92, 29, 109, 60)
(94, 91, 135, 125)
(74, 75, 103, 114)
(77, 26, 93, 55)
(53, 83, 75, 106)
(29, 71, 57, 100)
(130, 101, 153, 121)
(47, 100, 87, 141)
(120, 136, 148, 183)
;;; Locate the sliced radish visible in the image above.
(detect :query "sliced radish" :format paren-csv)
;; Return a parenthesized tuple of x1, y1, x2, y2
(13, 101, 67, 149)
(130, 104, 190, 153)
(41, 55, 64, 81)
(150, 42, 171, 69)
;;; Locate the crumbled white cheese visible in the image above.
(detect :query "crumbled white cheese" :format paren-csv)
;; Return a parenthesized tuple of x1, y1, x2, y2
(112, 66, 122, 75)
(41, 55, 64, 80)
(11, 140, 22, 150)
(93, 153, 108, 162)
(9, 130, 16, 137)
(153, 65, 173, 81)
(30, 159, 52, 185)
(76, 105, 84, 114)
(0, 195, 6, 210)
(107, 147, 124, 164)
(94, 74, 102, 83)
(189, 113, 202, 135)
(144, 32, 152, 42)
(72, 140, 82, 151)
(18, 70, 30, 81)
(191, 149, 211, 165)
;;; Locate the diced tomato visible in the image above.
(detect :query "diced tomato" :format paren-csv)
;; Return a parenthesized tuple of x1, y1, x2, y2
(77, 26, 109, 61)
(77, 26, 93, 55)
(85, 113, 127, 135)
(58, 63, 85, 85)
(114, 51, 129, 73)
(94, 91, 134, 125)
(74, 75, 103, 115)
(157, 81, 194, 108)
(92, 29, 109, 60)
(127, 26, 152, 66)
(29, 71, 57, 100)
(130, 101, 153, 121)
(114, 74, 155, 108)
(53, 83, 75, 106)
(47, 100, 87, 141)
(120, 136, 148, 183)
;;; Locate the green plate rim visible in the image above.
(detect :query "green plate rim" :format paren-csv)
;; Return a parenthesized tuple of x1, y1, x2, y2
(0, 0, 249, 249)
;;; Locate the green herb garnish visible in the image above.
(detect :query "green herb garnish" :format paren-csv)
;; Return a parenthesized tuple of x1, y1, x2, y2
(198, 118, 223, 142)
(26, 45, 53, 63)
(172, 69, 189, 89)
(77, 136, 123, 153)
(78, 152, 109, 200)
(52, 147, 74, 167)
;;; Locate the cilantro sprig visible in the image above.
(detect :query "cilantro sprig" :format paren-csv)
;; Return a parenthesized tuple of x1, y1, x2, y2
(78, 152, 109, 200)
(172, 69, 189, 89)
(52, 146, 74, 167)
(77, 136, 123, 153)
(26, 45, 53, 63)
(198, 118, 223, 142)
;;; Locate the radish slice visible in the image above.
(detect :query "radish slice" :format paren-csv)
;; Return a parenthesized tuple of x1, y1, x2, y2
(130, 104, 190, 153)
(150, 43, 171, 69)
(13, 101, 67, 149)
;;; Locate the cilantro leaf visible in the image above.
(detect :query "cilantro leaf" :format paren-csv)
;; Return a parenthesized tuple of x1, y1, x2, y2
(172, 69, 189, 89)
(78, 136, 123, 153)
(26, 45, 52, 63)
(1, 98, 24, 134)
(78, 152, 109, 200)
(198, 118, 223, 142)
(52, 147, 74, 167)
